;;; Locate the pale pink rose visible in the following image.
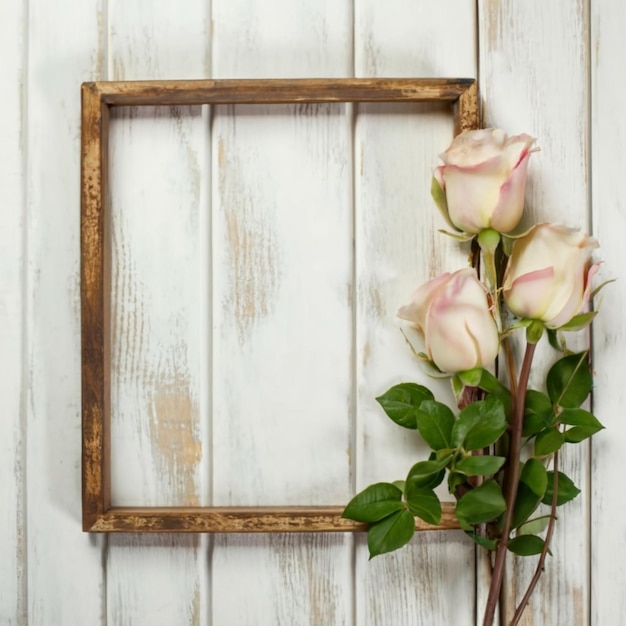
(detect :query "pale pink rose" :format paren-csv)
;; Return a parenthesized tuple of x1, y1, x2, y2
(502, 223, 600, 328)
(433, 129, 537, 234)
(398, 268, 500, 373)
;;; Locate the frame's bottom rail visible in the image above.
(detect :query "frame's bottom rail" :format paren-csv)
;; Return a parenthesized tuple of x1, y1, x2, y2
(85, 503, 460, 533)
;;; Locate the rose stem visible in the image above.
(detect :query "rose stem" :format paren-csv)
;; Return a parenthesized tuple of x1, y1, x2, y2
(509, 451, 560, 625)
(482, 340, 537, 626)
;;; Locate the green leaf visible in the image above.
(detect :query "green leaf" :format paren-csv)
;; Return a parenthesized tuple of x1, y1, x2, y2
(546, 352, 592, 408)
(405, 485, 442, 525)
(511, 482, 542, 530)
(405, 456, 451, 490)
(523, 390, 555, 437)
(534, 428, 565, 456)
(560, 408, 605, 443)
(542, 471, 581, 506)
(517, 516, 550, 536)
(447, 471, 467, 493)
(457, 368, 482, 387)
(465, 531, 498, 551)
(392, 480, 406, 492)
(558, 311, 597, 332)
(415, 401, 455, 451)
(367, 509, 415, 558)
(547, 328, 566, 352)
(507, 535, 545, 556)
(456, 455, 506, 477)
(431, 176, 458, 232)
(459, 369, 513, 415)
(342, 483, 404, 523)
(520, 458, 548, 497)
(452, 396, 507, 451)
(376, 383, 435, 429)
(455, 480, 507, 530)
(477, 372, 513, 415)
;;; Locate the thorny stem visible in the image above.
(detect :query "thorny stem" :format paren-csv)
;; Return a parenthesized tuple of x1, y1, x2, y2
(482, 341, 537, 626)
(509, 451, 560, 625)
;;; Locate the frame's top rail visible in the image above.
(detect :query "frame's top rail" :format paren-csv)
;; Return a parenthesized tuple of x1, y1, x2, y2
(82, 77, 476, 107)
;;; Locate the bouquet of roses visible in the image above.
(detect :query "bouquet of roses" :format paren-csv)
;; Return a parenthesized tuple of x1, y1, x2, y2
(342, 129, 607, 626)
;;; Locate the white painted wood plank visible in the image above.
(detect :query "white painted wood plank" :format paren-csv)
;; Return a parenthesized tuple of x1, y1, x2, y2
(210, 2, 354, 624)
(479, 2, 590, 624)
(0, 0, 26, 622)
(24, 0, 106, 623)
(108, 104, 208, 507)
(105, 2, 211, 625)
(354, 3, 477, 624)
(211, 103, 353, 508)
(211, 0, 353, 79)
(590, 1, 626, 624)
(106, 536, 205, 626)
(355, 0, 476, 78)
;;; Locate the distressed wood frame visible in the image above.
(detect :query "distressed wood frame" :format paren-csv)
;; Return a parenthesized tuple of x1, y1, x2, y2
(81, 78, 480, 533)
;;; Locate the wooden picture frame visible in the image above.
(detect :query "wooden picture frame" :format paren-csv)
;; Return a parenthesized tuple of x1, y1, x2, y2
(81, 77, 480, 533)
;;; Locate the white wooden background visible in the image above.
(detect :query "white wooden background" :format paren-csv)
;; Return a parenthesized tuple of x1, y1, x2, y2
(1, 1, 624, 624)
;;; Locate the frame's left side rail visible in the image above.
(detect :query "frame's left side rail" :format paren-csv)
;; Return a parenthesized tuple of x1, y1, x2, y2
(81, 83, 110, 531)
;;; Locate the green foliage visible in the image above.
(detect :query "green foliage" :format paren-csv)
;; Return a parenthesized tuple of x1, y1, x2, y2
(534, 428, 565, 456)
(523, 390, 555, 437)
(546, 352, 592, 408)
(558, 311, 597, 332)
(511, 459, 548, 530)
(342, 483, 404, 523)
(367, 510, 416, 558)
(376, 383, 434, 429)
(452, 396, 507, 451)
(543, 471, 581, 506)
(455, 455, 506, 477)
(517, 516, 550, 536)
(560, 408, 605, 443)
(526, 319, 545, 344)
(458, 368, 512, 414)
(507, 535, 545, 556)
(405, 485, 442, 525)
(415, 401, 455, 450)
(511, 483, 543, 530)
(354, 343, 601, 561)
(455, 480, 507, 530)
(405, 456, 451, 490)
(465, 531, 498, 551)
(520, 458, 549, 497)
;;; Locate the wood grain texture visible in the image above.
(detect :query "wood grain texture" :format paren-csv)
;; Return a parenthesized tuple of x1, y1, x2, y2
(88, 503, 459, 532)
(81, 83, 109, 529)
(354, 2, 478, 624)
(104, 1, 211, 625)
(479, 1, 590, 624)
(87, 77, 476, 105)
(25, 0, 106, 623)
(0, 0, 27, 622)
(590, 1, 626, 624)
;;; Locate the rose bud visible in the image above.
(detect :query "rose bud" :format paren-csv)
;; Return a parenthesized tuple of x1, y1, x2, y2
(432, 129, 537, 235)
(398, 268, 500, 373)
(502, 223, 600, 329)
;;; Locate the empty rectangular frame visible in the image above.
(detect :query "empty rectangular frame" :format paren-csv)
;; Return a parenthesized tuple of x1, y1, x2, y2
(81, 78, 479, 532)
